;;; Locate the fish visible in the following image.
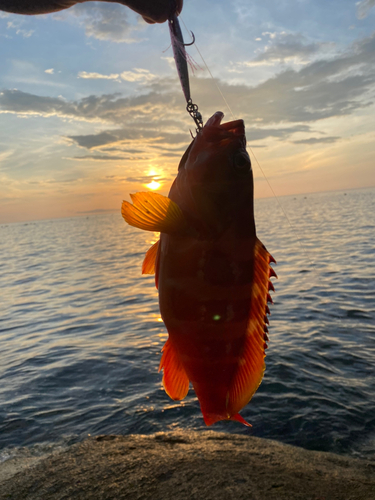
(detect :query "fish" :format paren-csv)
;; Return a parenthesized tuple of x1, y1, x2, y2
(121, 111, 276, 426)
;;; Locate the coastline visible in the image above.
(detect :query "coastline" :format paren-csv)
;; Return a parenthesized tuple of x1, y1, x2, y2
(1, 431, 374, 500)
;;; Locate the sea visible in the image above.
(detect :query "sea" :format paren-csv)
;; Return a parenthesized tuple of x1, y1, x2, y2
(1, 187, 374, 463)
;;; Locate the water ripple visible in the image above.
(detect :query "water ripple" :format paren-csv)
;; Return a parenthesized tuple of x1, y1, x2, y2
(0, 188, 374, 459)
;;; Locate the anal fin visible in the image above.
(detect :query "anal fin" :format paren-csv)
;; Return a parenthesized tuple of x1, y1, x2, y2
(159, 339, 189, 401)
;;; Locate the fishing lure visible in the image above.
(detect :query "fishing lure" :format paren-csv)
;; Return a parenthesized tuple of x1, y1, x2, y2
(168, 9, 203, 133)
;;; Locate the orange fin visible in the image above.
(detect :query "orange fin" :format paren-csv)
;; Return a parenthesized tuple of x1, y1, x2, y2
(142, 240, 159, 275)
(202, 412, 221, 427)
(121, 192, 186, 234)
(159, 339, 189, 401)
(202, 412, 252, 427)
(227, 238, 276, 416)
(230, 413, 252, 427)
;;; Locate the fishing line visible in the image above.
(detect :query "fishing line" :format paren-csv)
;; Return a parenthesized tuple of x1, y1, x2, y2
(250, 147, 316, 269)
(245, 147, 316, 268)
(179, 16, 316, 270)
(179, 17, 235, 121)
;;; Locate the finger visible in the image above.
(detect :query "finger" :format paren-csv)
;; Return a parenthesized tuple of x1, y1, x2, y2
(0, 0, 78, 15)
(139, 0, 183, 24)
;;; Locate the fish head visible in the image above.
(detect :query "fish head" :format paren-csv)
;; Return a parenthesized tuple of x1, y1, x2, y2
(180, 111, 251, 191)
(171, 112, 254, 235)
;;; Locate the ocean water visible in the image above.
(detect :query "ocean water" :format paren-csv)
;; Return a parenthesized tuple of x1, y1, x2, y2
(1, 187, 374, 462)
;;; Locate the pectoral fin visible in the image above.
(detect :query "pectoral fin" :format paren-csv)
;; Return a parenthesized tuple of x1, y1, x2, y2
(227, 238, 276, 418)
(121, 192, 186, 234)
(159, 339, 190, 401)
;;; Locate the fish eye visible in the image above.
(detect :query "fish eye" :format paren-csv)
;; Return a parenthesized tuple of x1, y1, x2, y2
(234, 152, 251, 173)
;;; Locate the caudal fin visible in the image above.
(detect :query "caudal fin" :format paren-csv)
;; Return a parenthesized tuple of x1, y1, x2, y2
(202, 411, 251, 427)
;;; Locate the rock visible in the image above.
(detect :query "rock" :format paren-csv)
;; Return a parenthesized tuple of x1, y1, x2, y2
(1, 431, 374, 500)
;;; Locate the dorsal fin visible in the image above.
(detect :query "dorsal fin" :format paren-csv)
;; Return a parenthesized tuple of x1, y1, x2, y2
(227, 238, 276, 418)
(159, 339, 190, 401)
(121, 192, 186, 234)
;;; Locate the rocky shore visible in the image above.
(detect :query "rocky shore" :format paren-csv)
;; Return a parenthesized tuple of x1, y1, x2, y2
(1, 431, 374, 500)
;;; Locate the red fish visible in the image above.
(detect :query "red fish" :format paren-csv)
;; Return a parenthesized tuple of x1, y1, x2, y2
(121, 111, 276, 426)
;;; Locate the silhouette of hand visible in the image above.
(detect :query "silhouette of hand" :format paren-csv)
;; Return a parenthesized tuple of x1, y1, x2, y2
(0, 0, 183, 23)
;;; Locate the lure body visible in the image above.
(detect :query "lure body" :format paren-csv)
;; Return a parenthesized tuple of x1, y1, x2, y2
(168, 13, 191, 102)
(122, 112, 275, 426)
(168, 12, 203, 132)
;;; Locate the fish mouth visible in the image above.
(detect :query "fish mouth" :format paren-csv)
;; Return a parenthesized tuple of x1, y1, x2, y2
(204, 112, 245, 141)
(220, 118, 245, 137)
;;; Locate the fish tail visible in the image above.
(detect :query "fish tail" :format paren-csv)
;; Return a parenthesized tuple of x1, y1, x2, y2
(230, 413, 252, 427)
(201, 411, 251, 427)
(201, 412, 223, 427)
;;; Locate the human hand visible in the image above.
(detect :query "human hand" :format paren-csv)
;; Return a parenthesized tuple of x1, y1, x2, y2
(0, 0, 183, 23)
(123, 0, 183, 23)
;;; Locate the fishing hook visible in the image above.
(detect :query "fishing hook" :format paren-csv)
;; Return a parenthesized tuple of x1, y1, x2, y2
(183, 32, 195, 46)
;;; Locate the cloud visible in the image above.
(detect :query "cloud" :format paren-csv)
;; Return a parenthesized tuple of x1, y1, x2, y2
(1, 31, 375, 156)
(0, 149, 14, 164)
(123, 174, 171, 183)
(44, 178, 81, 184)
(120, 69, 156, 82)
(72, 155, 129, 161)
(292, 137, 341, 145)
(75, 208, 117, 214)
(213, 31, 375, 124)
(66, 127, 190, 150)
(70, 154, 176, 162)
(45, 68, 54, 74)
(243, 32, 331, 67)
(67, 131, 121, 149)
(161, 56, 175, 70)
(0, 85, 192, 161)
(6, 18, 34, 38)
(65, 124, 314, 160)
(15, 28, 34, 38)
(0, 90, 124, 122)
(56, 2, 143, 43)
(99, 174, 171, 184)
(356, 0, 375, 19)
(246, 125, 311, 141)
(77, 68, 156, 83)
(78, 71, 120, 80)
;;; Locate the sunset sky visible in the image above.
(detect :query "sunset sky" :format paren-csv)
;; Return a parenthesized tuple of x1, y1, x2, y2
(1, 0, 375, 223)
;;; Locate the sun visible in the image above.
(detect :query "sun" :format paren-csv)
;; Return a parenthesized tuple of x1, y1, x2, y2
(146, 180, 161, 190)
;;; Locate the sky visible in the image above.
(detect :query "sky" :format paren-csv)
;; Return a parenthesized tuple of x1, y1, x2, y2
(0, 0, 375, 223)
